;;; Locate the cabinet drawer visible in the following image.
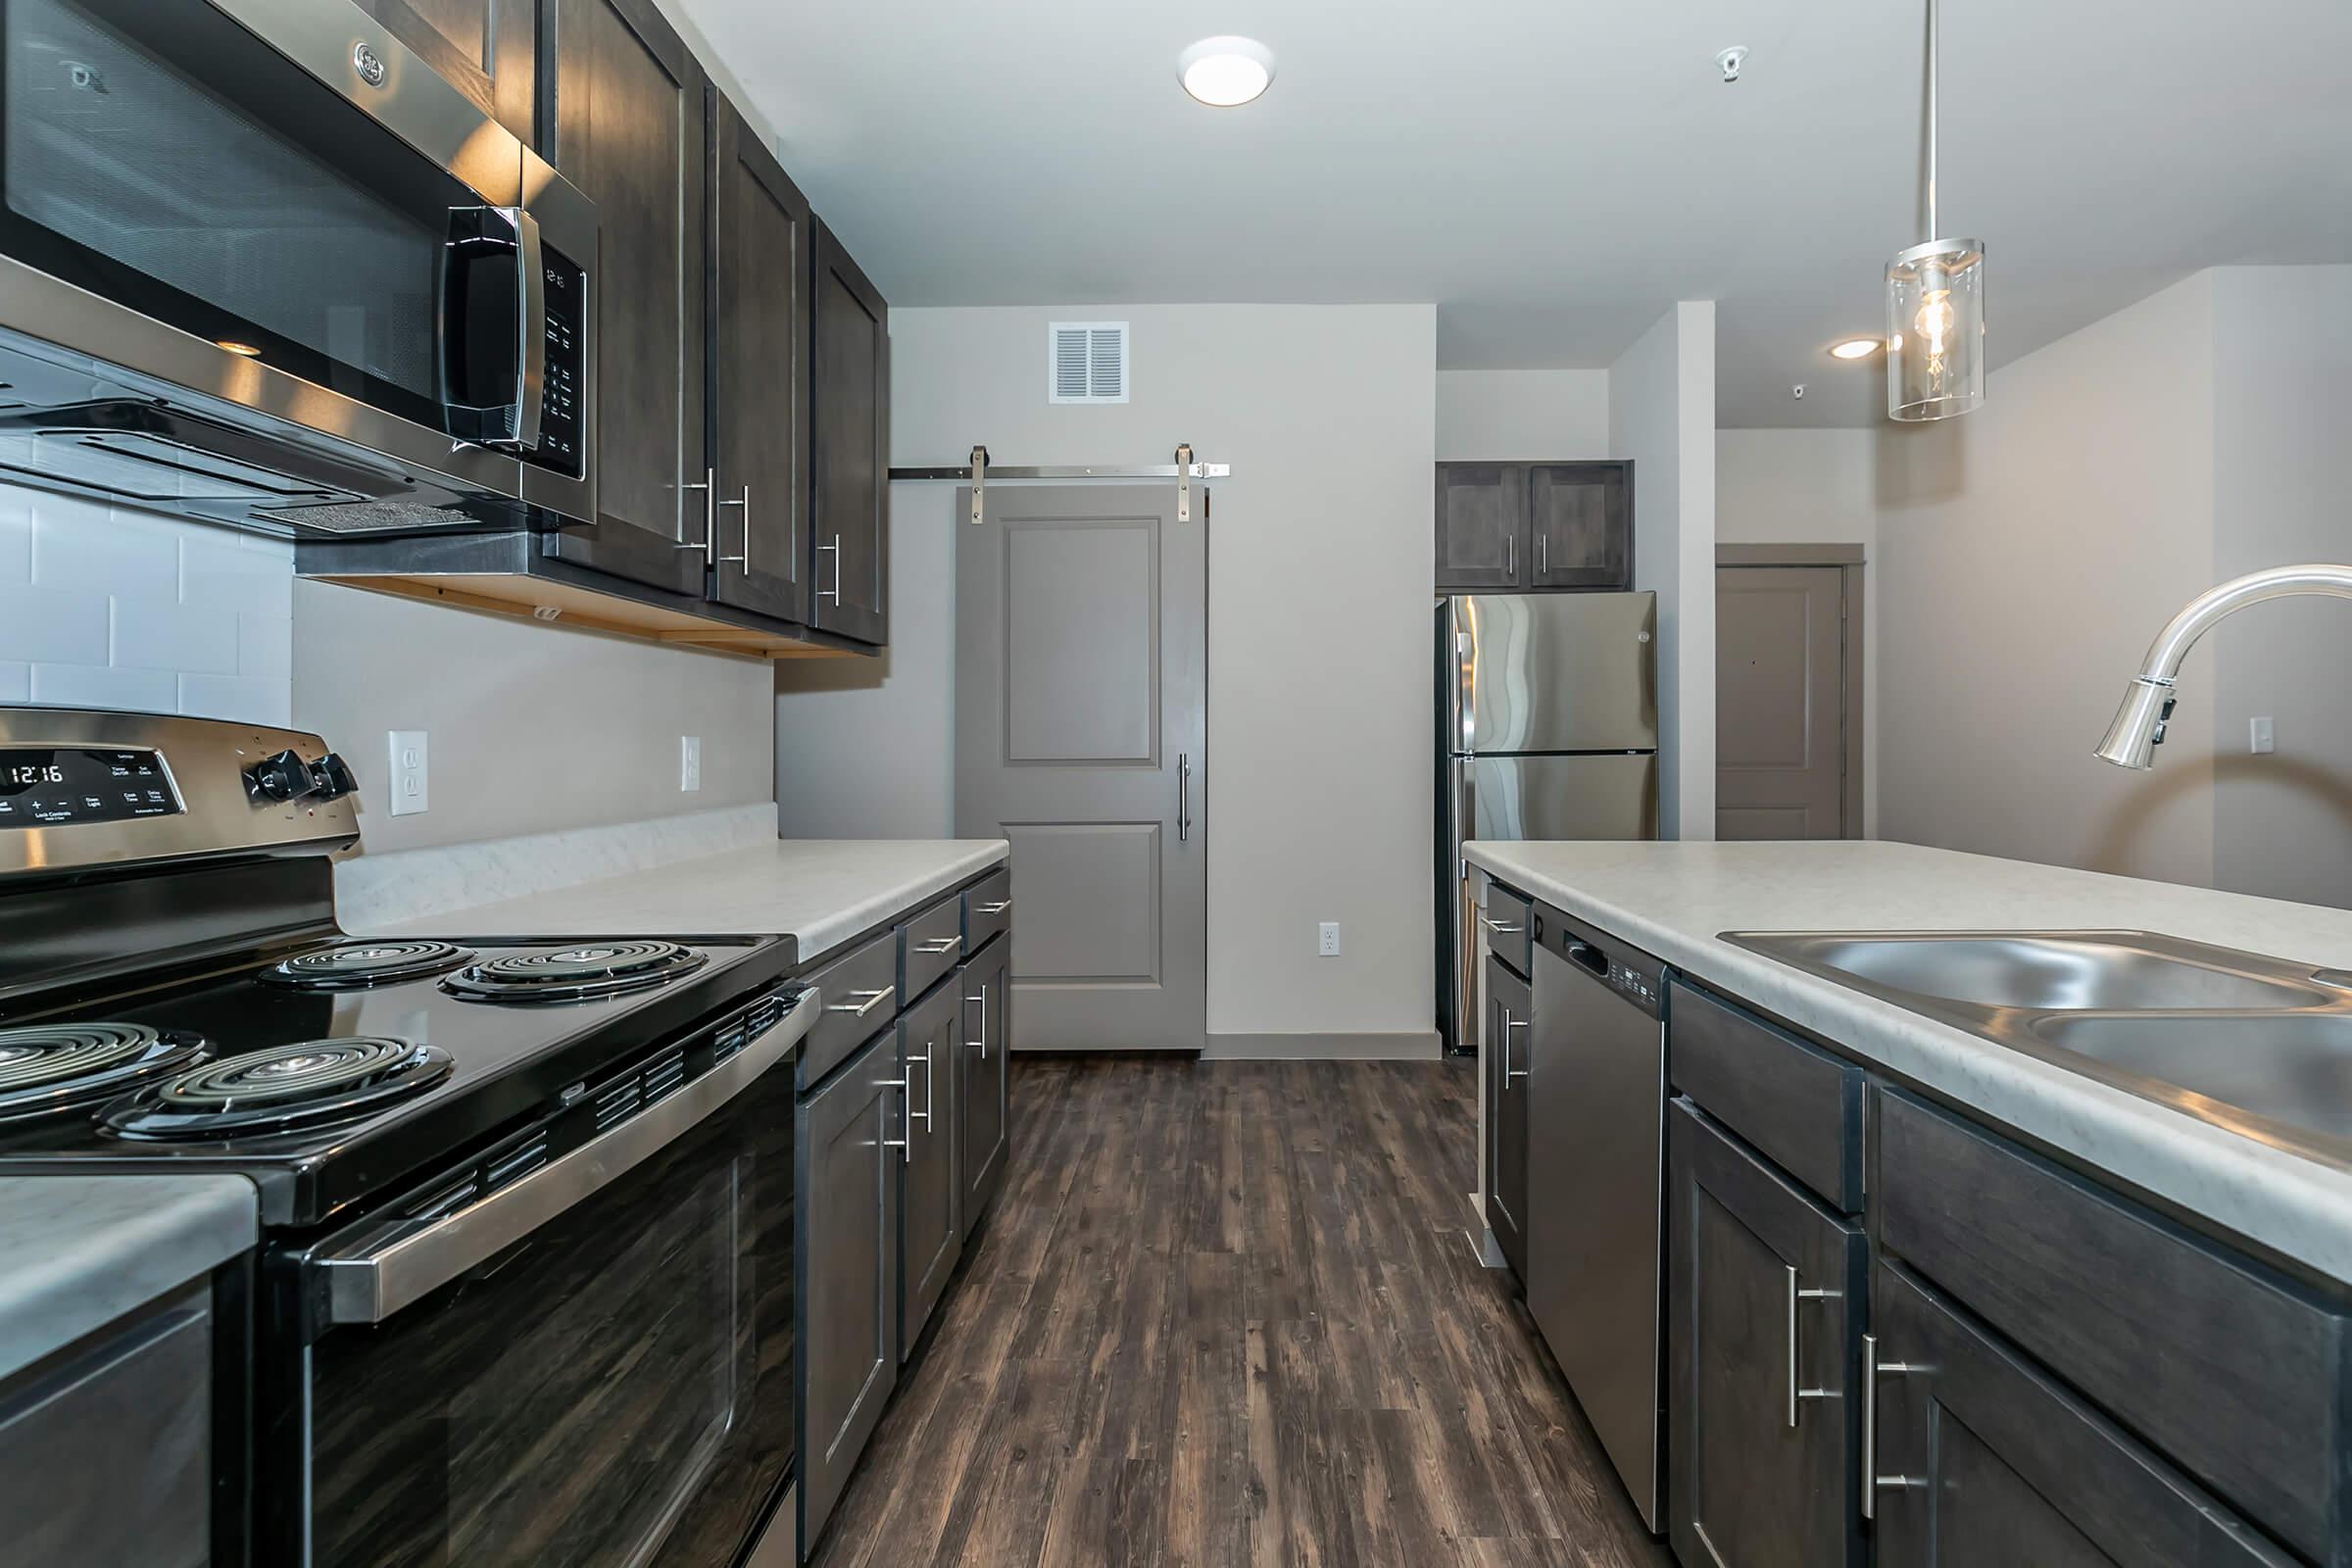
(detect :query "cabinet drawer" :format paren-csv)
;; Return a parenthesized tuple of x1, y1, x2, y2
(1669, 981, 1862, 1211)
(1480, 880, 1533, 977)
(800, 929, 900, 1088)
(900, 895, 963, 1002)
(961, 867, 1012, 953)
(1876, 1089, 2350, 1562)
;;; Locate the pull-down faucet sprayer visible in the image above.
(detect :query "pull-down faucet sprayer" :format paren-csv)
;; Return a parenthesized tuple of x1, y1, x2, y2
(2095, 564, 2352, 769)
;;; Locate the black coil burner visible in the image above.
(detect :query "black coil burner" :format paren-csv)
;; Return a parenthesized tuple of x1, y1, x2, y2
(0, 1022, 208, 1125)
(441, 941, 709, 1004)
(262, 941, 476, 990)
(103, 1037, 454, 1140)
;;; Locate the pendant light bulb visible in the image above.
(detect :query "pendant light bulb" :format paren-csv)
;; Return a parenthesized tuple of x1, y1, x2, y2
(1886, 0, 1984, 420)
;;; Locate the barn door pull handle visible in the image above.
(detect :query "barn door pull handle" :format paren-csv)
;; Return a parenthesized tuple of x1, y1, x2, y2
(1178, 753, 1193, 842)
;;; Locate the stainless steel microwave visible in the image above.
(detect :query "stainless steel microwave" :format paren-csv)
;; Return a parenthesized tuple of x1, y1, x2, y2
(0, 0, 595, 535)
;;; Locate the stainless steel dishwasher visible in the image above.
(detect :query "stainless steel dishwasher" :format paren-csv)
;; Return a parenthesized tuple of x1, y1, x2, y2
(1527, 905, 1669, 1532)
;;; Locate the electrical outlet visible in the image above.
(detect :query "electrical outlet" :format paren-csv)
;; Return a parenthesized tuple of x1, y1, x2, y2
(388, 730, 428, 816)
(679, 735, 703, 792)
(2250, 716, 2276, 756)
(1318, 921, 1342, 957)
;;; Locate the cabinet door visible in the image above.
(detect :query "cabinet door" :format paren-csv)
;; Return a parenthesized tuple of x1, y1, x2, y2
(900, 981, 961, 1358)
(355, 0, 535, 143)
(1667, 1098, 1865, 1568)
(809, 223, 890, 644)
(797, 1031, 900, 1550)
(1435, 464, 1528, 590)
(710, 90, 811, 624)
(958, 942, 1009, 1226)
(1486, 954, 1530, 1281)
(549, 0, 708, 596)
(1528, 463, 1632, 589)
(1872, 1261, 2295, 1568)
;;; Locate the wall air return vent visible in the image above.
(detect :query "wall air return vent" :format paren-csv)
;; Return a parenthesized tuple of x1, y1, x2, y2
(1048, 321, 1129, 404)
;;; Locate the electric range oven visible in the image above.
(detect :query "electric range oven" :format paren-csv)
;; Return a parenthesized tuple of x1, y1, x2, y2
(0, 710, 810, 1568)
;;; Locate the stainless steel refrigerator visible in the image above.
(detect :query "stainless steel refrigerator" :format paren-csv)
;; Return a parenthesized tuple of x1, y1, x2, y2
(1437, 591, 1659, 1051)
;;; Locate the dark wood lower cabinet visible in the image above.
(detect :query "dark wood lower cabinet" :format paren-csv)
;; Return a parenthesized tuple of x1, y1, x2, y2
(1870, 1261, 2295, 1567)
(1485, 953, 1530, 1281)
(898, 979, 961, 1358)
(958, 940, 1009, 1224)
(797, 1029, 900, 1552)
(1667, 1097, 1865, 1568)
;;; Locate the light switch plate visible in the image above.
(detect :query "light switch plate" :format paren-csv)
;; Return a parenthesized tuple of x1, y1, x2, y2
(680, 735, 702, 792)
(1318, 921, 1341, 957)
(388, 730, 428, 816)
(2251, 715, 2276, 755)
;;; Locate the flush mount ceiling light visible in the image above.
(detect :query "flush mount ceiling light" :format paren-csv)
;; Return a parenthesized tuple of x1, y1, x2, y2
(1829, 337, 1883, 361)
(1886, 0, 1985, 420)
(1178, 36, 1275, 107)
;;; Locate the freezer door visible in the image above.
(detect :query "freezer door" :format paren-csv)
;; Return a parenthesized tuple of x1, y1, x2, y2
(1452, 593, 1658, 754)
(1462, 755, 1660, 844)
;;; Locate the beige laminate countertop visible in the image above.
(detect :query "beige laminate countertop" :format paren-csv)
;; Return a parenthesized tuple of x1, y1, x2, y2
(1465, 837, 2352, 1286)
(367, 838, 1007, 967)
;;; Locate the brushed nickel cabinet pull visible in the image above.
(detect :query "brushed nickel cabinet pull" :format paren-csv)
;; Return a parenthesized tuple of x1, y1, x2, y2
(1786, 1266, 1839, 1427)
(827, 987, 891, 1018)
(718, 484, 751, 566)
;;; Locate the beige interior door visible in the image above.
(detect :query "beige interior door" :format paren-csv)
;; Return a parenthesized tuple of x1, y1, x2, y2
(1716, 564, 1855, 839)
(955, 485, 1206, 1052)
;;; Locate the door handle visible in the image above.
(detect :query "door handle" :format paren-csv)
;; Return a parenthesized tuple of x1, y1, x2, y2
(907, 1048, 933, 1129)
(1478, 912, 1523, 935)
(679, 466, 715, 556)
(978, 899, 1012, 916)
(1536, 531, 1546, 578)
(1860, 1333, 1923, 1519)
(1178, 753, 1193, 843)
(817, 533, 843, 604)
(914, 937, 959, 956)
(1505, 531, 1515, 580)
(966, 982, 989, 1058)
(827, 987, 891, 1018)
(880, 1076, 912, 1163)
(1785, 1266, 1840, 1427)
(1501, 1009, 1530, 1081)
(718, 484, 752, 567)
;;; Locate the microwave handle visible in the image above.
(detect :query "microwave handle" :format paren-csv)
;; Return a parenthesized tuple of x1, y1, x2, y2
(312, 986, 819, 1326)
(438, 204, 544, 452)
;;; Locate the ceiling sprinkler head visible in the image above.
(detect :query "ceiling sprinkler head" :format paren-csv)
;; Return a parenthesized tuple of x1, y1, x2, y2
(1716, 46, 1748, 83)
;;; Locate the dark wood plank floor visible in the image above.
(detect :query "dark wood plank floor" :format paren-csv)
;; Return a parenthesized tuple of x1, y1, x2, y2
(814, 1055, 1673, 1568)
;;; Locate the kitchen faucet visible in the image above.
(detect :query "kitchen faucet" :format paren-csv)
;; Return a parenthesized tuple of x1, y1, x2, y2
(2095, 564, 2352, 768)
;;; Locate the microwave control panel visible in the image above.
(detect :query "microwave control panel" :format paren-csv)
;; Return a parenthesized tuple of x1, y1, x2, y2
(530, 244, 587, 479)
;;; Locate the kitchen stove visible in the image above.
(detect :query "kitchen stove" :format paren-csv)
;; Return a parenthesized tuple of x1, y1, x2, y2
(0, 709, 813, 1568)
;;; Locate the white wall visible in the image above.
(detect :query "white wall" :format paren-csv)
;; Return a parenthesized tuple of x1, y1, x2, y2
(2207, 265, 2352, 906)
(1436, 368, 1610, 459)
(783, 303, 1439, 1049)
(1876, 271, 2222, 885)
(0, 491, 292, 724)
(1717, 427, 1883, 836)
(1609, 302, 1718, 840)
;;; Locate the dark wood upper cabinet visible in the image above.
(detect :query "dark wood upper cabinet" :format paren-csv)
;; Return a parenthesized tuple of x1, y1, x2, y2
(1436, 460, 1633, 593)
(1435, 465, 1526, 590)
(809, 224, 890, 646)
(355, 0, 535, 144)
(547, 0, 708, 597)
(708, 91, 811, 625)
(1529, 463, 1631, 588)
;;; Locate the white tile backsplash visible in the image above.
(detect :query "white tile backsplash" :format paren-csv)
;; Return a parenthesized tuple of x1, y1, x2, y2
(0, 485, 293, 724)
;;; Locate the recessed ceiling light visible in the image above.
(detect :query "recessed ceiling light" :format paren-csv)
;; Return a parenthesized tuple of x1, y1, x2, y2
(216, 339, 262, 358)
(1178, 36, 1274, 107)
(1828, 337, 1883, 361)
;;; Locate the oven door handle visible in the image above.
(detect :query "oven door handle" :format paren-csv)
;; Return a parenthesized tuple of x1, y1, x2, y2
(311, 986, 819, 1326)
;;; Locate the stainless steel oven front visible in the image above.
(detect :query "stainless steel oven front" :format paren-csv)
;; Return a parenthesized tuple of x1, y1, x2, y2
(0, 0, 594, 534)
(272, 989, 813, 1568)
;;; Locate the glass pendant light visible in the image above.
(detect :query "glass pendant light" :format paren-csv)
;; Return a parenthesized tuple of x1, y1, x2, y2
(1886, 0, 1985, 420)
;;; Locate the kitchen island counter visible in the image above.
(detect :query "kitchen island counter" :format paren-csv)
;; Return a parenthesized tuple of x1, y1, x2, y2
(1465, 837, 2352, 1286)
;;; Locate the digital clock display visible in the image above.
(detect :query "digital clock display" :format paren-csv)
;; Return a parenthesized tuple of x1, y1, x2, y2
(0, 749, 182, 828)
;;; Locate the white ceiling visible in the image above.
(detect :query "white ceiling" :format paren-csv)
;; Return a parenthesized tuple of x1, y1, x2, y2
(684, 0, 2352, 428)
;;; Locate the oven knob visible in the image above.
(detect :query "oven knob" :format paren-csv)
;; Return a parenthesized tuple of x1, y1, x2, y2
(306, 753, 359, 802)
(245, 750, 315, 803)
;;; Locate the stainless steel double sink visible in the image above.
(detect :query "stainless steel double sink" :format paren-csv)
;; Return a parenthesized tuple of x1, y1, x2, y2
(1725, 930, 2352, 1165)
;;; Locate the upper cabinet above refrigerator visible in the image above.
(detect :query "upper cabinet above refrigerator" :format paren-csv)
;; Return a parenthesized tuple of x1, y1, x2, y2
(1436, 461, 1633, 593)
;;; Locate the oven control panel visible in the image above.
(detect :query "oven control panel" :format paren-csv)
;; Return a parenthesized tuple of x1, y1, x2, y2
(528, 243, 587, 479)
(0, 747, 182, 829)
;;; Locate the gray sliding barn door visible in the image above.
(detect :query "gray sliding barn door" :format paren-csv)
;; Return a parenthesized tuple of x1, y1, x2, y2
(955, 485, 1206, 1052)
